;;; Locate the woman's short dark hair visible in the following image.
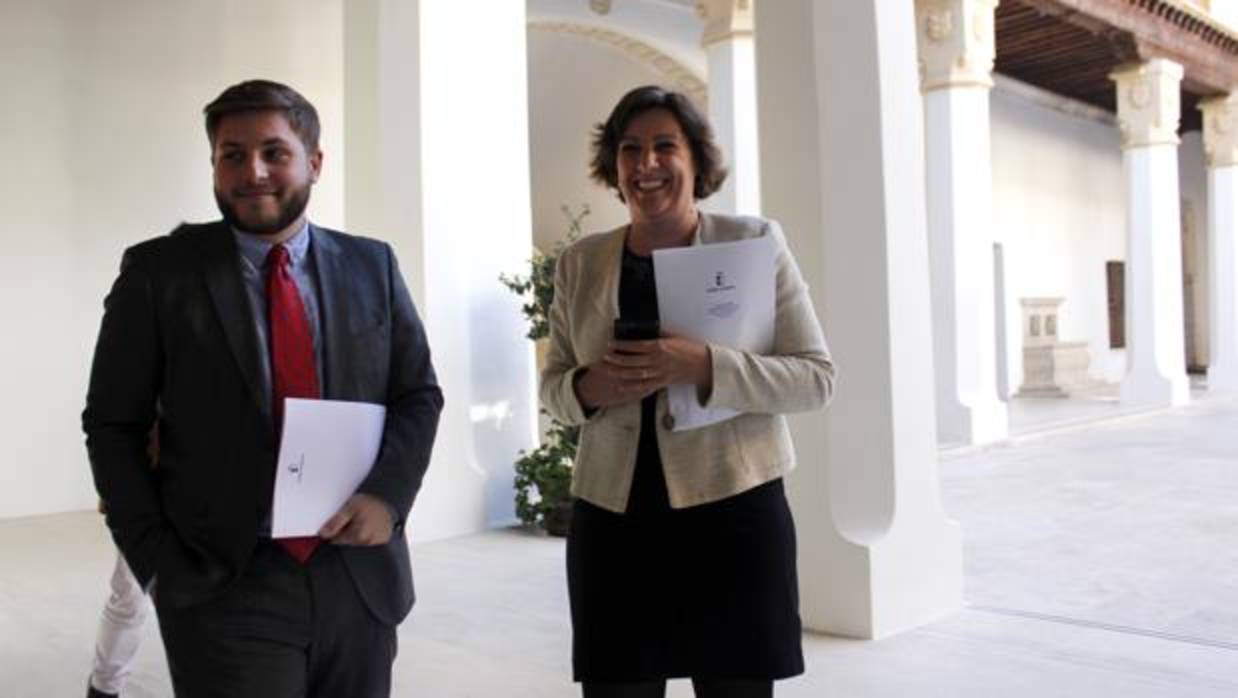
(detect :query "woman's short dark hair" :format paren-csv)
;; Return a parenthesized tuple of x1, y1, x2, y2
(203, 79, 321, 152)
(590, 85, 727, 202)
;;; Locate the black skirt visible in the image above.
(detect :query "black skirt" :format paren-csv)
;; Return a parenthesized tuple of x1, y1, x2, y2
(566, 244, 804, 682)
(566, 475, 804, 682)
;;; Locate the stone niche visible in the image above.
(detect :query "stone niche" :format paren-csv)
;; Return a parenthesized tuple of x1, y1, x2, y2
(1016, 297, 1092, 397)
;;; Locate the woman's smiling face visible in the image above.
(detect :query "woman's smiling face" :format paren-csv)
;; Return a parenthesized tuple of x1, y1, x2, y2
(616, 108, 697, 228)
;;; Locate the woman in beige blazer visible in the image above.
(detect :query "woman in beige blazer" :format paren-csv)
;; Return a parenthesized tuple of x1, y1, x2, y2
(541, 86, 835, 698)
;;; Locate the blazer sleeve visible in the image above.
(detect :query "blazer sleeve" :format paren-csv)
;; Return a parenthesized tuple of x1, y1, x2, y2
(704, 219, 836, 414)
(355, 245, 444, 522)
(539, 242, 593, 426)
(82, 245, 166, 587)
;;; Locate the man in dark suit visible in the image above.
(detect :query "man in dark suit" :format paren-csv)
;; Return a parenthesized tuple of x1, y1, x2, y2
(82, 79, 443, 698)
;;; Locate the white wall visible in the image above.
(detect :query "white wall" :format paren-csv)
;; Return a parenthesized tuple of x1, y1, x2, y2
(0, 1, 80, 518)
(991, 83, 1128, 389)
(0, 0, 345, 518)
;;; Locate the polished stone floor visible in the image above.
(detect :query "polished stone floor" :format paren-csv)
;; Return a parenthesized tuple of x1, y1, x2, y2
(1003, 375, 1207, 438)
(2, 394, 1235, 697)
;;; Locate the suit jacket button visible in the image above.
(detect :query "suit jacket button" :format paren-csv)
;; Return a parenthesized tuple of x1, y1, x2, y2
(662, 413, 675, 430)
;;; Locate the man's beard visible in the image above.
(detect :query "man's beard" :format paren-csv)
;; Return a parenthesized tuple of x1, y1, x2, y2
(215, 184, 312, 237)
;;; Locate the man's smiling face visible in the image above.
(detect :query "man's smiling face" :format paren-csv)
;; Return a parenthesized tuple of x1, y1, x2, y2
(211, 109, 321, 240)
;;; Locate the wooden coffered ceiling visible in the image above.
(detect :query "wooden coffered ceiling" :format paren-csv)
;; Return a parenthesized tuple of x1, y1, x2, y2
(995, 0, 1238, 131)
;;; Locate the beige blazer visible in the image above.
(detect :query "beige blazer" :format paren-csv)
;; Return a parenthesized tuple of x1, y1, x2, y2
(540, 212, 835, 513)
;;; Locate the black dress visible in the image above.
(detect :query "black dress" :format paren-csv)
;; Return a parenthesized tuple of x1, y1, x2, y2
(566, 246, 804, 683)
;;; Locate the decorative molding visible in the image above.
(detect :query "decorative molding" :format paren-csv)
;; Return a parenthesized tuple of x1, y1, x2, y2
(914, 0, 998, 92)
(993, 75, 1117, 125)
(925, 7, 953, 43)
(694, 0, 753, 46)
(1109, 59, 1184, 149)
(528, 20, 708, 107)
(1200, 93, 1238, 167)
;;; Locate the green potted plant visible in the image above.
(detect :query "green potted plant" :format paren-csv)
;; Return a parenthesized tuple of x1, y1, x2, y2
(512, 419, 579, 536)
(501, 205, 588, 536)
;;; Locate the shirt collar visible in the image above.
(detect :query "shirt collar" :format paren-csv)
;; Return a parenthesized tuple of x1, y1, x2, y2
(232, 220, 312, 271)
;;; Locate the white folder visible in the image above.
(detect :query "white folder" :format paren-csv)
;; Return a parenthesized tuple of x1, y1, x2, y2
(652, 235, 776, 431)
(271, 398, 387, 537)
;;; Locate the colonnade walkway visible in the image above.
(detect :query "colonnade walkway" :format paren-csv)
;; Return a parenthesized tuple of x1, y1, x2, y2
(2, 394, 1235, 696)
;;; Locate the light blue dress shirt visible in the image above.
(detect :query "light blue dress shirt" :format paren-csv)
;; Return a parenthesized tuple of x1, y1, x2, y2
(232, 222, 325, 398)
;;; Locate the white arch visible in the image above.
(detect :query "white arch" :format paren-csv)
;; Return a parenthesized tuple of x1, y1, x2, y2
(527, 20, 708, 106)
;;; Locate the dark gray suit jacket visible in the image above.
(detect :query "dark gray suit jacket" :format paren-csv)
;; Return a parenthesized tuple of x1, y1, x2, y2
(83, 221, 443, 625)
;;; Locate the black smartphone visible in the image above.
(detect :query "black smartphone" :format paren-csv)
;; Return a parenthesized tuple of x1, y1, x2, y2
(613, 318, 660, 344)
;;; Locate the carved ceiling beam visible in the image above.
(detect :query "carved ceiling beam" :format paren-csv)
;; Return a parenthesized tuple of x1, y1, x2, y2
(1017, 0, 1238, 93)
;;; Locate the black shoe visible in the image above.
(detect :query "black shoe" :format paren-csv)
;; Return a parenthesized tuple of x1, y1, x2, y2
(87, 683, 119, 698)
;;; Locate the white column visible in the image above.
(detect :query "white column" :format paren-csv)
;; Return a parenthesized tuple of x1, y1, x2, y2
(915, 0, 1008, 446)
(755, 0, 962, 639)
(697, 0, 760, 215)
(1110, 60, 1190, 408)
(343, 0, 538, 541)
(1200, 93, 1238, 394)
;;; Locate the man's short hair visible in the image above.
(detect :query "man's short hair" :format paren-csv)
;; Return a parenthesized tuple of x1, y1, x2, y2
(589, 85, 727, 203)
(203, 79, 321, 151)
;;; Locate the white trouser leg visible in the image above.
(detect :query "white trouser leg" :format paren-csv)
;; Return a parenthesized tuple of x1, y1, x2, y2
(90, 550, 148, 694)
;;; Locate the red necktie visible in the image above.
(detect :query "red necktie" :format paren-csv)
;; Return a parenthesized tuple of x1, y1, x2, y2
(266, 243, 321, 563)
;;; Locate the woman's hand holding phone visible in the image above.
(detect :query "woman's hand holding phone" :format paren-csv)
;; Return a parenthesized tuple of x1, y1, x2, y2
(573, 320, 712, 410)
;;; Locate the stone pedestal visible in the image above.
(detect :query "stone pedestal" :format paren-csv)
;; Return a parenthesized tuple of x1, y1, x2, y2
(1020, 344, 1092, 396)
(1016, 298, 1092, 396)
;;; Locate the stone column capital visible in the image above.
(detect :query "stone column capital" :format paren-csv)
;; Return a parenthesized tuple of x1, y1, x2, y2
(914, 0, 998, 92)
(1109, 59, 1184, 149)
(1200, 92, 1238, 168)
(695, 0, 753, 46)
